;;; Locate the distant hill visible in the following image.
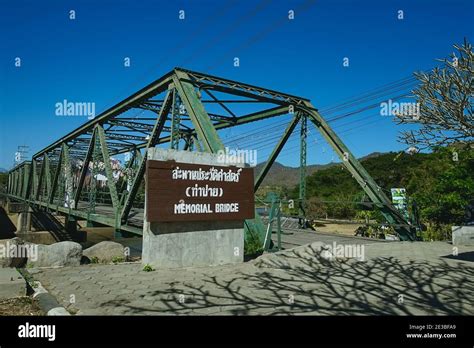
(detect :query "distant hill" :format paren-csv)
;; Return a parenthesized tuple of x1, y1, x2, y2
(255, 152, 384, 187)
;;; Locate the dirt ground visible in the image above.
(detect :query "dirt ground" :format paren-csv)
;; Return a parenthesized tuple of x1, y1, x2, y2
(312, 220, 363, 236)
(0, 297, 43, 316)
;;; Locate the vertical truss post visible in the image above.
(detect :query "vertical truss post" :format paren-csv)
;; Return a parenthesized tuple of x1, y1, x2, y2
(15, 169, 19, 197)
(62, 143, 74, 209)
(264, 194, 282, 252)
(183, 134, 194, 151)
(12, 170, 16, 196)
(250, 114, 301, 246)
(49, 149, 63, 205)
(118, 147, 137, 198)
(96, 125, 120, 215)
(26, 159, 37, 200)
(119, 148, 141, 210)
(20, 166, 26, 197)
(18, 168, 23, 197)
(35, 157, 45, 201)
(44, 154, 52, 203)
(170, 89, 182, 150)
(74, 130, 96, 209)
(7, 173, 11, 195)
(299, 114, 307, 227)
(10, 171, 13, 196)
(32, 161, 38, 199)
(13, 170, 18, 196)
(88, 133, 100, 223)
(19, 165, 25, 198)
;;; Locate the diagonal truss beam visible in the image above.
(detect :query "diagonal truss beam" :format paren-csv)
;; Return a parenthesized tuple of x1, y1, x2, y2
(255, 113, 301, 190)
(121, 90, 173, 223)
(301, 101, 414, 240)
(173, 69, 225, 152)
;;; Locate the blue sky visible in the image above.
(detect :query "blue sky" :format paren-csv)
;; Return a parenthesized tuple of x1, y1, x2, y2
(0, 0, 473, 169)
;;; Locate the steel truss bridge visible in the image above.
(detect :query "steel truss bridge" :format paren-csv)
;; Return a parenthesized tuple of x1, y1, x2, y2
(4, 68, 417, 242)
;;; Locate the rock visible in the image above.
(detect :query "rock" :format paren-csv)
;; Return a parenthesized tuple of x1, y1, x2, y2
(0, 238, 28, 268)
(452, 226, 474, 246)
(319, 246, 336, 261)
(82, 241, 125, 263)
(27, 241, 82, 268)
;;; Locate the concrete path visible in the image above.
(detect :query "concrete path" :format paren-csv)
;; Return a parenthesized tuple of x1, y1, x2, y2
(28, 240, 474, 315)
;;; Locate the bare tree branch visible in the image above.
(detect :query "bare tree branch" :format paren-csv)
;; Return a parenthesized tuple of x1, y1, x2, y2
(396, 38, 474, 150)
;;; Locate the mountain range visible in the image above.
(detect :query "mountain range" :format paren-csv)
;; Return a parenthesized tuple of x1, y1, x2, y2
(255, 152, 383, 187)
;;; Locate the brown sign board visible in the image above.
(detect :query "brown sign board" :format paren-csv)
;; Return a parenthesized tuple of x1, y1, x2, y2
(145, 160, 255, 222)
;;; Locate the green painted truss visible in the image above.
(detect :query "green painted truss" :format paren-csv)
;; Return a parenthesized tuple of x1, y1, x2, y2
(5, 68, 417, 241)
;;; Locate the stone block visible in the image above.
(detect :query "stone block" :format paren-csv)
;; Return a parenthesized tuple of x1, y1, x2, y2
(452, 226, 474, 246)
(0, 268, 26, 299)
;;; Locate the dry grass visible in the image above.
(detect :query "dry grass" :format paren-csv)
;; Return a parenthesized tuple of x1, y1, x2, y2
(0, 297, 43, 316)
(312, 220, 362, 236)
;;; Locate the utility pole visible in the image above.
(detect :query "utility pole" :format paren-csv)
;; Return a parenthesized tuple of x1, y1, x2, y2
(299, 115, 307, 228)
(14, 145, 29, 166)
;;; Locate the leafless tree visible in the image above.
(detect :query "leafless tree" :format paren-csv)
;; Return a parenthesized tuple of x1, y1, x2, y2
(396, 38, 473, 150)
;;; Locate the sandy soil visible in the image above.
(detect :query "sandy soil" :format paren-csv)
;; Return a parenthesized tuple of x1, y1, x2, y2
(0, 297, 43, 316)
(312, 220, 363, 237)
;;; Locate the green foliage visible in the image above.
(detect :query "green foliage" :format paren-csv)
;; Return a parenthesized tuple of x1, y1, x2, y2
(111, 256, 125, 264)
(17, 269, 38, 288)
(142, 264, 154, 272)
(407, 146, 474, 225)
(355, 225, 395, 239)
(244, 231, 263, 256)
(306, 197, 327, 219)
(0, 173, 7, 192)
(421, 223, 452, 241)
(90, 256, 99, 264)
(297, 146, 474, 228)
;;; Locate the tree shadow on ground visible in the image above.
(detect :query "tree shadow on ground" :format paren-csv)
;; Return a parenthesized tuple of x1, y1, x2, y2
(100, 247, 474, 316)
(443, 251, 474, 263)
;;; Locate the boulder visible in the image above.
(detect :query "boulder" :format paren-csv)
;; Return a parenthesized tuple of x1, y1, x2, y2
(82, 241, 125, 263)
(27, 241, 82, 268)
(0, 238, 28, 268)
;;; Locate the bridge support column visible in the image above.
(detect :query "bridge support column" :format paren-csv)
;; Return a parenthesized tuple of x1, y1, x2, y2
(16, 206, 32, 233)
(142, 149, 245, 269)
(66, 216, 86, 243)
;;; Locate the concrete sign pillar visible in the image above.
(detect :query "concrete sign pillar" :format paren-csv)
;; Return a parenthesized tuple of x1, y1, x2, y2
(142, 149, 249, 269)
